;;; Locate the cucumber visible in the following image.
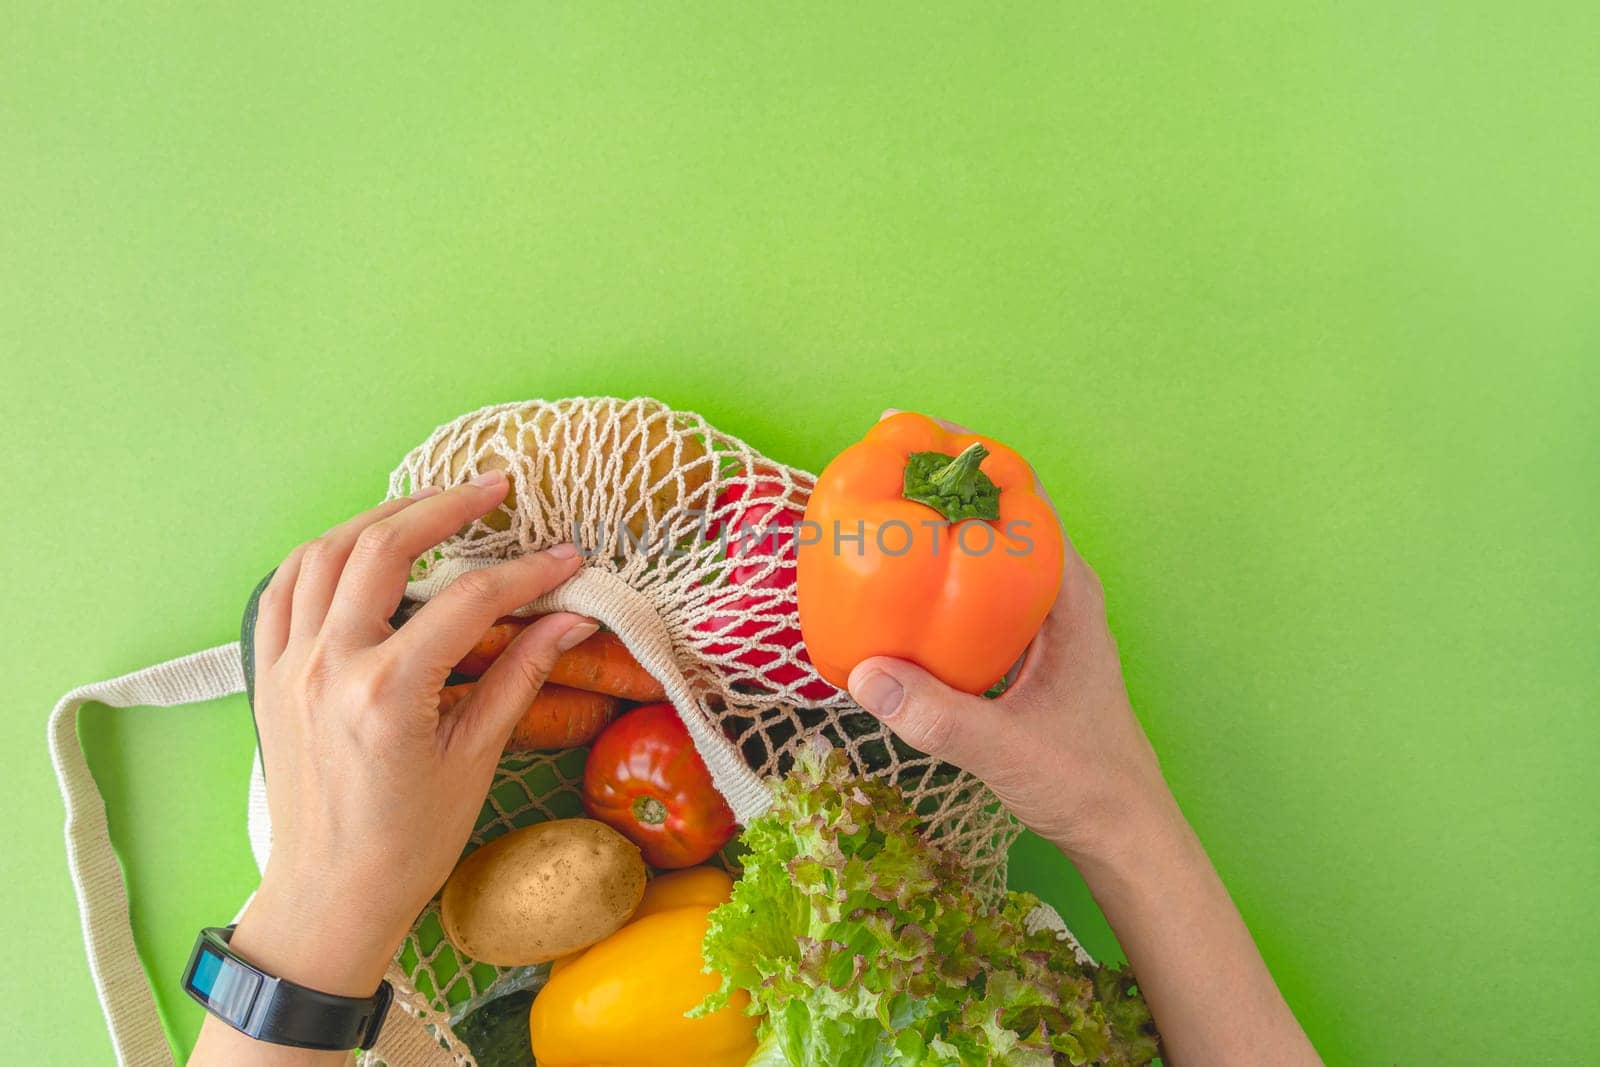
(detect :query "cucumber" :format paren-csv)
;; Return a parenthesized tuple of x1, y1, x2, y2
(455, 990, 537, 1066)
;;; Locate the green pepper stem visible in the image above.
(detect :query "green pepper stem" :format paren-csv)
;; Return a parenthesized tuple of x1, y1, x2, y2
(928, 443, 990, 496)
(902, 442, 1002, 522)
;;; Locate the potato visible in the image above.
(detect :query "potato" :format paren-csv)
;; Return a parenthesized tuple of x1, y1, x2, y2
(446, 399, 713, 542)
(440, 818, 646, 966)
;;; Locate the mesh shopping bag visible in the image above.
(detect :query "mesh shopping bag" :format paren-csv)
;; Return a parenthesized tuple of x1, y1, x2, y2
(53, 397, 1076, 1066)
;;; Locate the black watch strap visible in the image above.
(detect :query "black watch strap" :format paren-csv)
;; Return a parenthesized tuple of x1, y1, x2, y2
(183, 926, 392, 1051)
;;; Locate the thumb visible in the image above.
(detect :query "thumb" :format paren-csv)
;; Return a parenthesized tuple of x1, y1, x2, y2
(847, 656, 997, 772)
(454, 613, 598, 749)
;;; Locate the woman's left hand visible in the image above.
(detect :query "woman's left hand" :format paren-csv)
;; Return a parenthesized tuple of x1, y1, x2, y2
(193, 470, 596, 1064)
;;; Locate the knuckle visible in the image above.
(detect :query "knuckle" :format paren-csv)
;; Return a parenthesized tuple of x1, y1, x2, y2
(300, 536, 337, 570)
(299, 643, 338, 687)
(332, 675, 404, 747)
(263, 550, 304, 598)
(449, 570, 502, 608)
(259, 577, 289, 608)
(354, 521, 403, 559)
(347, 672, 388, 711)
(347, 707, 391, 748)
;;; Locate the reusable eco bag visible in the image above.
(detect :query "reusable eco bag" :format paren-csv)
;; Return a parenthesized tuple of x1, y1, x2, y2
(52, 397, 1079, 1065)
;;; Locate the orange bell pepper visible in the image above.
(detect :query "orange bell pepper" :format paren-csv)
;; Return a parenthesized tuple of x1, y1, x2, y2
(796, 412, 1064, 694)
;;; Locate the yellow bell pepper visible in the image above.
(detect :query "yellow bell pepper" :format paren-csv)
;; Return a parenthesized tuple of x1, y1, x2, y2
(529, 869, 756, 1067)
(629, 865, 734, 921)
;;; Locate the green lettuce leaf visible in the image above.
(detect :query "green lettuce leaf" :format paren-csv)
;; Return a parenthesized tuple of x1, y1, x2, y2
(698, 746, 1161, 1066)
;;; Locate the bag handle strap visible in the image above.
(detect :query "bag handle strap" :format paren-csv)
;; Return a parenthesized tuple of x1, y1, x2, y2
(48, 642, 247, 1067)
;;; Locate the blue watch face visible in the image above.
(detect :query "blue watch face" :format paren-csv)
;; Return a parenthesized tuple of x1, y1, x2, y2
(186, 944, 261, 1028)
(189, 945, 224, 998)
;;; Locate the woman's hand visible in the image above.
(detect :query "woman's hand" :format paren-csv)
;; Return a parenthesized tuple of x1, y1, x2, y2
(192, 471, 597, 1064)
(845, 421, 1171, 872)
(848, 412, 1319, 1067)
(850, 544, 1175, 868)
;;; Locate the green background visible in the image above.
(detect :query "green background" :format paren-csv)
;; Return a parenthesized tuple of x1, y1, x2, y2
(4, 3, 1597, 1064)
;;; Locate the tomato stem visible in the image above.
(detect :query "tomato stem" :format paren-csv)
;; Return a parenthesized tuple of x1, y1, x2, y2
(632, 795, 669, 826)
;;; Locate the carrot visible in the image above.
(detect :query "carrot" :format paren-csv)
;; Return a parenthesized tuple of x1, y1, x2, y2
(453, 620, 664, 700)
(454, 617, 531, 678)
(546, 631, 666, 702)
(437, 681, 618, 751)
(506, 684, 618, 751)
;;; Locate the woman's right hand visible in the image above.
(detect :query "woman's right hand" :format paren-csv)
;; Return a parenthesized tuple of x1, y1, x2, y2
(848, 411, 1319, 1065)
(845, 476, 1179, 874)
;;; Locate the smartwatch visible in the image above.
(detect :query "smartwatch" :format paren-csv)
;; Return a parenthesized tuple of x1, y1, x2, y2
(182, 926, 392, 1051)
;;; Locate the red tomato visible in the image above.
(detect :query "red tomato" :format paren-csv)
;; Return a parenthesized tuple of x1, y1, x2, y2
(581, 703, 737, 869)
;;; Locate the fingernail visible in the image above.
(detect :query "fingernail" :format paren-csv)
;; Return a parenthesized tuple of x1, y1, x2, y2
(410, 485, 443, 500)
(557, 620, 599, 652)
(545, 542, 579, 560)
(880, 408, 902, 421)
(852, 670, 905, 718)
(470, 469, 507, 489)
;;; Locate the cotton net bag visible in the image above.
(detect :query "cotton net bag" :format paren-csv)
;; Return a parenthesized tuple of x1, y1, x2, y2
(42, 395, 1080, 1066)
